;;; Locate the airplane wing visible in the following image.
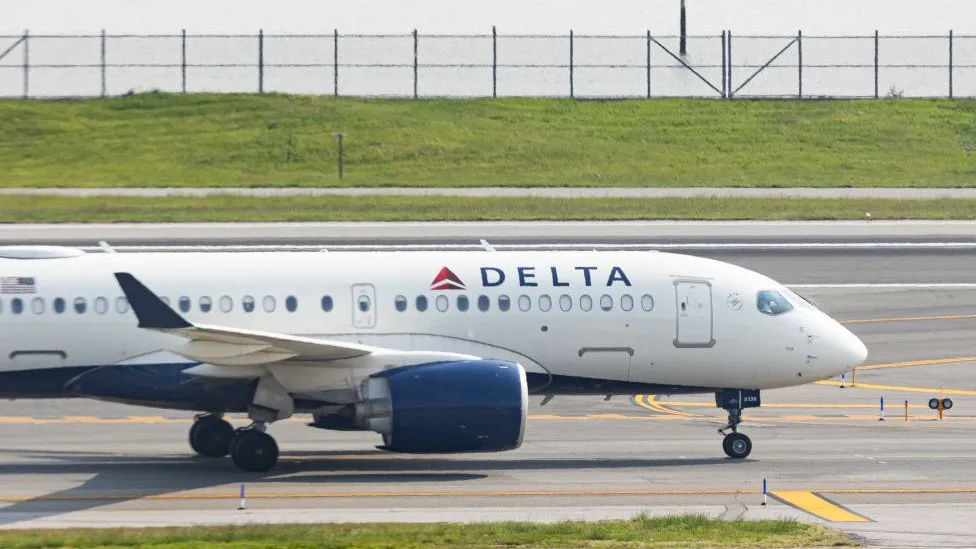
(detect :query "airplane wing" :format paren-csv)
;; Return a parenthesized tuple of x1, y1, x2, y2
(114, 272, 476, 369)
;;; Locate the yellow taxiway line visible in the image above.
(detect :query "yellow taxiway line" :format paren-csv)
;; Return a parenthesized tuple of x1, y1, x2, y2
(856, 356, 976, 371)
(842, 313, 976, 324)
(815, 380, 976, 396)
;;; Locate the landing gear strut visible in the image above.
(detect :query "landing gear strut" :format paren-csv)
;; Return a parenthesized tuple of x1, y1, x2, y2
(714, 389, 760, 460)
(189, 414, 235, 458)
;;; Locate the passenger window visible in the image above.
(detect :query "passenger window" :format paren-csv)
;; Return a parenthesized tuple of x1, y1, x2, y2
(621, 294, 634, 312)
(263, 296, 276, 312)
(54, 297, 66, 314)
(580, 294, 593, 311)
(416, 295, 428, 312)
(116, 297, 129, 314)
(435, 295, 449, 312)
(395, 295, 407, 312)
(358, 295, 371, 312)
(242, 295, 255, 313)
(559, 294, 572, 312)
(518, 294, 531, 312)
(199, 296, 212, 313)
(11, 298, 23, 314)
(498, 295, 511, 312)
(539, 294, 552, 312)
(73, 297, 86, 314)
(757, 290, 793, 316)
(285, 295, 298, 312)
(600, 294, 613, 311)
(457, 295, 469, 312)
(94, 297, 108, 314)
(321, 295, 334, 312)
(160, 297, 170, 306)
(219, 296, 233, 313)
(178, 296, 191, 313)
(478, 295, 490, 312)
(31, 297, 44, 315)
(641, 294, 655, 311)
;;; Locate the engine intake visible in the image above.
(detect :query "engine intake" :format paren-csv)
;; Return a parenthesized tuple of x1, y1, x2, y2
(354, 359, 528, 453)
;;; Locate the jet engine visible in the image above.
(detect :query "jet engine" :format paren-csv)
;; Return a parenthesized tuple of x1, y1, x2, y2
(353, 359, 529, 453)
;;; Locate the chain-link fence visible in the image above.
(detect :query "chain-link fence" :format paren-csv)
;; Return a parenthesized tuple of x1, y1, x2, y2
(1, 29, 973, 99)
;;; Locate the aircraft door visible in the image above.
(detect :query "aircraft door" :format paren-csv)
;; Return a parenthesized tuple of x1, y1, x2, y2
(351, 283, 376, 329)
(673, 280, 715, 348)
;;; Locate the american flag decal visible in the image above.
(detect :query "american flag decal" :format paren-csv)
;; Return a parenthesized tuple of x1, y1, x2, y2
(0, 277, 36, 294)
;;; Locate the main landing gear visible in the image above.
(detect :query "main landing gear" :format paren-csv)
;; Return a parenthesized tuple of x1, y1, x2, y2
(714, 389, 761, 460)
(188, 413, 280, 472)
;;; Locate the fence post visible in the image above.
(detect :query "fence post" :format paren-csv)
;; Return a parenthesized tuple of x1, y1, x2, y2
(492, 26, 497, 98)
(181, 29, 187, 94)
(727, 30, 733, 100)
(797, 30, 803, 98)
(646, 30, 651, 98)
(258, 29, 264, 94)
(412, 29, 418, 99)
(22, 29, 29, 99)
(333, 29, 339, 96)
(721, 31, 726, 98)
(874, 30, 879, 99)
(100, 29, 107, 97)
(949, 30, 954, 99)
(569, 29, 574, 99)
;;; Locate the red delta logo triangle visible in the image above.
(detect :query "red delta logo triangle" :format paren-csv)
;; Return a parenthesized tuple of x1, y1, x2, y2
(431, 266, 466, 290)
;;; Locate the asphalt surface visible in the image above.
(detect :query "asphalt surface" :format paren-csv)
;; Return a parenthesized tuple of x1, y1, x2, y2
(0, 222, 975, 548)
(4, 187, 976, 198)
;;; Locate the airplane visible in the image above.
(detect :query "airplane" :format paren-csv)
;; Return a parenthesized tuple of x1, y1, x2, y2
(0, 245, 868, 472)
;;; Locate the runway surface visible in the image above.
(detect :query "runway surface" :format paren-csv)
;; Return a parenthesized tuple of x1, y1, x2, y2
(0, 223, 975, 548)
(4, 187, 976, 198)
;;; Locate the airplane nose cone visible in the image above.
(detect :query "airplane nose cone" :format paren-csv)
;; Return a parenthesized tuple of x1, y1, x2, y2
(833, 323, 868, 372)
(846, 333, 869, 369)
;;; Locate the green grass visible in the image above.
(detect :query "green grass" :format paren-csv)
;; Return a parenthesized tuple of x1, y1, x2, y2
(2, 93, 975, 188)
(0, 515, 856, 548)
(1, 195, 974, 222)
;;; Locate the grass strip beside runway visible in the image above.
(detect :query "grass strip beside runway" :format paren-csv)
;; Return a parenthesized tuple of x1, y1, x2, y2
(1, 93, 974, 188)
(2, 195, 975, 222)
(0, 515, 855, 548)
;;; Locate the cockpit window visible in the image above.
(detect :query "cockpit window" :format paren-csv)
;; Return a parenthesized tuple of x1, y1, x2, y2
(757, 290, 793, 316)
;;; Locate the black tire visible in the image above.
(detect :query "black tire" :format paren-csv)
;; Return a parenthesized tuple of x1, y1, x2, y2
(929, 398, 940, 410)
(230, 430, 279, 472)
(943, 398, 954, 410)
(723, 433, 752, 459)
(192, 417, 235, 458)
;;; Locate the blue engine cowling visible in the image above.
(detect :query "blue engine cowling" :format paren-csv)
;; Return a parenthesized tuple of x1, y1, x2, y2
(354, 359, 528, 453)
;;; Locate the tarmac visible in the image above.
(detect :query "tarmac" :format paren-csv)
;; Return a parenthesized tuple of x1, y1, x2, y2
(0, 222, 973, 548)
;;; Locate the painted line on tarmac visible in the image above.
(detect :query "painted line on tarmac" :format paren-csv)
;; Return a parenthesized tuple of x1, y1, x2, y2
(855, 356, 976, 370)
(815, 380, 976, 395)
(2, 487, 975, 503)
(769, 491, 871, 523)
(843, 315, 976, 324)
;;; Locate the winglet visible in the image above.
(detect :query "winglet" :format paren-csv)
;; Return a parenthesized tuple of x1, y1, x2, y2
(114, 272, 192, 329)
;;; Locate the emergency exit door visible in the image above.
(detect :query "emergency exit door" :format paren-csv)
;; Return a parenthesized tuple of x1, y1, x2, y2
(673, 280, 714, 348)
(351, 283, 376, 328)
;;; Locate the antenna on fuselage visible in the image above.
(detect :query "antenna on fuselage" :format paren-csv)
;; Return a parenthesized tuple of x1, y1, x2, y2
(480, 239, 496, 252)
(98, 240, 116, 253)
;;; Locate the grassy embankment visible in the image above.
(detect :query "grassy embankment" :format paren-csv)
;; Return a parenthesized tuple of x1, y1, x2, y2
(2, 195, 975, 222)
(0, 515, 856, 549)
(1, 93, 974, 188)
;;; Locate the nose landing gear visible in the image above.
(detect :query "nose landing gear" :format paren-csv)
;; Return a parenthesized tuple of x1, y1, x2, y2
(715, 389, 760, 460)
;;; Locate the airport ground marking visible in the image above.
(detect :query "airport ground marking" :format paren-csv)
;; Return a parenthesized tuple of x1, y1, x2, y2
(855, 356, 976, 371)
(769, 491, 871, 523)
(842, 314, 976, 324)
(815, 380, 976, 396)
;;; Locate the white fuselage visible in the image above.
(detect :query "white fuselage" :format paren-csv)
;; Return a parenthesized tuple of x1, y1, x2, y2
(0, 249, 867, 403)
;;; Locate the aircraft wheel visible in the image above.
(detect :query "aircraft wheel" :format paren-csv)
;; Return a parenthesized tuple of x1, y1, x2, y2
(722, 432, 752, 459)
(230, 429, 279, 472)
(189, 416, 234, 458)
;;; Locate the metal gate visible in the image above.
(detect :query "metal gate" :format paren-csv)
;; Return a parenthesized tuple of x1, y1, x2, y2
(673, 280, 714, 348)
(351, 283, 376, 329)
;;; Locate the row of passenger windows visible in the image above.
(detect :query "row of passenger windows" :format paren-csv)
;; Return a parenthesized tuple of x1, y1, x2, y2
(0, 292, 654, 316)
(392, 293, 655, 313)
(0, 295, 304, 315)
